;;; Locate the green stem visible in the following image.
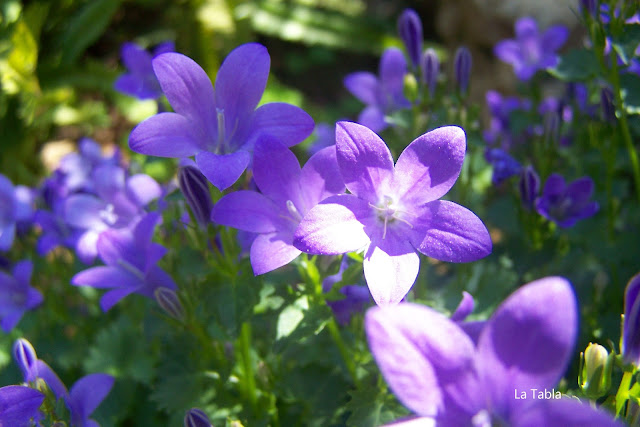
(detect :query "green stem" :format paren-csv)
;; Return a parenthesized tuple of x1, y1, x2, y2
(616, 370, 634, 417)
(240, 321, 258, 410)
(326, 316, 359, 386)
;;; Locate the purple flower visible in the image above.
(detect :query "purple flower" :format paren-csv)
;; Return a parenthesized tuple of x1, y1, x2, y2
(484, 148, 522, 185)
(365, 277, 621, 426)
(71, 212, 177, 311)
(420, 48, 439, 99)
(114, 41, 175, 100)
(623, 272, 640, 366)
(0, 385, 44, 427)
(0, 261, 43, 332)
(66, 373, 114, 427)
(0, 174, 34, 251)
(64, 165, 162, 263)
(294, 122, 492, 305)
(129, 43, 314, 191)
(344, 48, 411, 133)
(212, 137, 345, 275)
(184, 408, 213, 427)
(178, 159, 213, 228)
(307, 122, 335, 156)
(398, 9, 423, 68)
(453, 46, 472, 95)
(322, 257, 371, 325)
(483, 90, 531, 149)
(519, 166, 540, 210)
(14, 338, 67, 400)
(57, 138, 120, 194)
(494, 17, 569, 81)
(535, 174, 599, 227)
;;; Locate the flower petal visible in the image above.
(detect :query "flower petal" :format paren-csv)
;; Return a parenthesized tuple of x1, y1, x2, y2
(64, 195, 106, 231)
(335, 121, 394, 201)
(152, 53, 216, 135)
(409, 200, 492, 263)
(100, 287, 139, 312)
(72, 266, 140, 289)
(541, 25, 569, 52)
(196, 150, 251, 191)
(394, 126, 466, 204)
(357, 105, 388, 133)
(0, 385, 44, 426)
(344, 72, 379, 105)
(494, 40, 522, 65)
(129, 112, 204, 158)
(121, 42, 153, 75)
(125, 174, 162, 207)
(451, 291, 474, 322)
(252, 137, 302, 208)
(365, 303, 476, 417)
(363, 234, 420, 305)
(477, 277, 577, 413)
(212, 191, 286, 233)
(379, 47, 409, 107)
(293, 194, 373, 255)
(247, 102, 315, 148)
(215, 43, 270, 136)
(298, 145, 345, 215)
(69, 373, 114, 421)
(250, 231, 301, 275)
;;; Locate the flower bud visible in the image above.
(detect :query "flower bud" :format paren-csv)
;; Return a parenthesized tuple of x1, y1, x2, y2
(402, 73, 419, 104)
(398, 8, 423, 68)
(155, 287, 186, 322)
(579, 0, 597, 17)
(454, 46, 472, 95)
(579, 342, 612, 399)
(623, 273, 640, 366)
(13, 338, 37, 379)
(543, 110, 560, 144)
(178, 164, 213, 227)
(600, 87, 616, 123)
(420, 48, 439, 99)
(518, 166, 540, 210)
(184, 408, 213, 427)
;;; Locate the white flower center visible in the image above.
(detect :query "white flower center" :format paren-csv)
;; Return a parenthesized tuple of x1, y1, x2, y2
(369, 195, 413, 239)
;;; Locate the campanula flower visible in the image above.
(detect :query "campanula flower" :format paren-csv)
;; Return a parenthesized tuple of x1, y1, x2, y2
(178, 159, 213, 228)
(71, 212, 177, 311)
(398, 9, 423, 69)
(0, 261, 43, 332)
(294, 122, 492, 305)
(0, 385, 44, 427)
(365, 277, 621, 426)
(129, 43, 314, 191)
(114, 41, 175, 100)
(0, 174, 34, 251)
(484, 148, 522, 185)
(184, 408, 213, 427)
(343, 48, 411, 133)
(494, 17, 569, 81)
(14, 338, 67, 400)
(213, 136, 345, 275)
(535, 174, 599, 227)
(623, 273, 640, 366)
(483, 90, 531, 149)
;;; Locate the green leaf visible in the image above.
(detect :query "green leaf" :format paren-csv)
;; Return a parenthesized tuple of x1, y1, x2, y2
(610, 24, 640, 65)
(0, 19, 38, 95)
(548, 49, 600, 81)
(621, 73, 640, 115)
(276, 296, 308, 340)
(345, 384, 408, 427)
(57, 0, 122, 64)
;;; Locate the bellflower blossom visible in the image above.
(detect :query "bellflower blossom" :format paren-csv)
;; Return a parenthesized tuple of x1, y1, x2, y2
(365, 277, 621, 426)
(212, 137, 345, 275)
(294, 122, 492, 305)
(535, 174, 599, 228)
(114, 41, 175, 100)
(0, 385, 44, 426)
(129, 43, 314, 191)
(64, 164, 162, 263)
(0, 261, 43, 332)
(494, 17, 569, 81)
(484, 148, 522, 185)
(0, 174, 34, 251)
(622, 273, 640, 366)
(483, 90, 531, 149)
(71, 212, 177, 311)
(343, 48, 411, 133)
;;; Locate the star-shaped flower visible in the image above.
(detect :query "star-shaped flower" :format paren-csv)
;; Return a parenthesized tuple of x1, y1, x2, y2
(535, 173, 599, 228)
(0, 385, 44, 427)
(114, 41, 175, 100)
(129, 43, 314, 191)
(0, 261, 43, 332)
(294, 122, 492, 305)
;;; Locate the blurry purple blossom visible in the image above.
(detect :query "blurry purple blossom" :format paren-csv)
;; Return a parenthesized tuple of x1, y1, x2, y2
(129, 43, 314, 191)
(0, 174, 35, 251)
(114, 41, 175, 100)
(14, 338, 67, 400)
(307, 123, 335, 156)
(294, 122, 492, 305)
(484, 148, 522, 185)
(0, 385, 44, 427)
(535, 174, 599, 227)
(56, 138, 120, 194)
(420, 48, 439, 99)
(494, 17, 568, 81)
(213, 137, 345, 275)
(322, 257, 371, 325)
(519, 166, 540, 210)
(453, 46, 472, 94)
(71, 212, 177, 311)
(0, 261, 43, 332)
(483, 90, 531, 149)
(344, 48, 411, 133)
(365, 277, 621, 426)
(398, 9, 423, 68)
(184, 408, 213, 427)
(623, 272, 640, 366)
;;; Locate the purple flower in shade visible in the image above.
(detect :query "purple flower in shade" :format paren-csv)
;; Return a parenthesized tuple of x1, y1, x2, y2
(114, 41, 175, 100)
(57, 138, 120, 194)
(519, 166, 540, 210)
(453, 46, 472, 95)
(322, 257, 371, 325)
(64, 165, 162, 264)
(14, 339, 67, 400)
(420, 48, 439, 99)
(212, 136, 345, 275)
(622, 273, 640, 366)
(535, 174, 599, 228)
(71, 212, 177, 311)
(494, 17, 569, 81)
(184, 408, 213, 427)
(484, 148, 522, 185)
(398, 9, 423, 69)
(66, 373, 114, 427)
(293, 122, 492, 305)
(307, 122, 335, 156)
(483, 90, 531, 149)
(0, 174, 34, 251)
(0, 385, 44, 427)
(365, 277, 622, 426)
(129, 43, 314, 191)
(0, 261, 43, 332)
(178, 159, 213, 228)
(344, 48, 411, 133)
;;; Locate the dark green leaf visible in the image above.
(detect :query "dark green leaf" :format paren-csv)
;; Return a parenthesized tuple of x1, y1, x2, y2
(621, 73, 640, 115)
(548, 49, 600, 81)
(610, 24, 640, 65)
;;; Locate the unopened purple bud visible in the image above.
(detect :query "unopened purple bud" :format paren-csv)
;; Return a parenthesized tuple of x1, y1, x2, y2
(155, 287, 185, 321)
(398, 9, 423, 68)
(623, 273, 640, 366)
(454, 46, 472, 95)
(420, 48, 439, 98)
(178, 165, 213, 227)
(13, 339, 37, 376)
(519, 166, 540, 210)
(184, 408, 213, 427)
(580, 0, 597, 16)
(543, 110, 560, 143)
(600, 87, 616, 123)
